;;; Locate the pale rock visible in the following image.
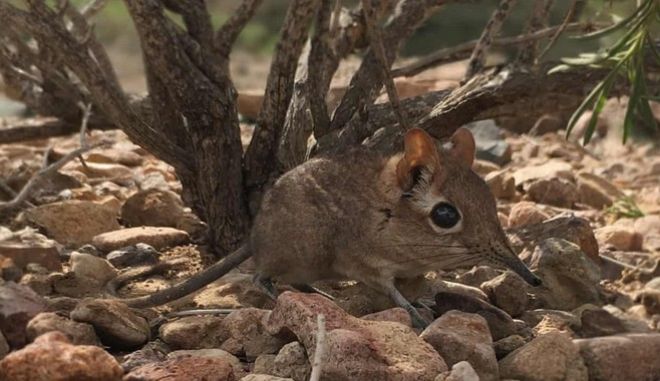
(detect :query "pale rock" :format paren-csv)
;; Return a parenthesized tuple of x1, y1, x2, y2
(124, 356, 235, 381)
(576, 172, 624, 209)
(270, 342, 310, 381)
(499, 332, 588, 381)
(220, 308, 286, 359)
(529, 238, 601, 311)
(633, 215, 660, 252)
(575, 333, 660, 381)
(168, 348, 245, 379)
(70, 161, 132, 179)
(421, 311, 498, 381)
(241, 374, 293, 381)
(434, 291, 517, 341)
(485, 170, 516, 199)
(594, 225, 643, 251)
(456, 266, 500, 288)
(71, 299, 149, 349)
(507, 215, 599, 263)
(92, 227, 189, 252)
(0, 331, 123, 381)
(493, 334, 526, 359)
(573, 305, 626, 338)
(435, 361, 480, 381)
(0, 228, 61, 271)
(121, 189, 185, 228)
(241, 375, 293, 381)
(159, 315, 230, 349)
(472, 160, 501, 177)
(0, 281, 47, 348)
(86, 148, 143, 167)
(508, 201, 550, 228)
(70, 252, 118, 286)
(481, 271, 529, 317)
(361, 307, 412, 327)
(526, 177, 578, 208)
(253, 354, 277, 374)
(120, 340, 170, 372)
(512, 160, 573, 186)
(27, 312, 100, 346)
(24, 200, 120, 247)
(265, 292, 446, 381)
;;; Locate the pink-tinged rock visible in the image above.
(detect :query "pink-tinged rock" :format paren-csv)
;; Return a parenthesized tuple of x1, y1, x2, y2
(0, 282, 47, 348)
(594, 225, 643, 251)
(220, 308, 287, 359)
(70, 299, 149, 349)
(361, 307, 412, 327)
(421, 311, 498, 381)
(123, 356, 235, 381)
(92, 227, 189, 252)
(499, 332, 587, 381)
(0, 331, 123, 381)
(575, 333, 660, 381)
(26, 312, 100, 346)
(159, 315, 230, 350)
(264, 292, 447, 381)
(508, 202, 550, 228)
(24, 200, 120, 247)
(0, 242, 61, 272)
(120, 189, 185, 228)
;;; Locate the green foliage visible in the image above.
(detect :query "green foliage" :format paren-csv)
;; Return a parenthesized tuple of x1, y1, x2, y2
(605, 195, 645, 220)
(553, 0, 659, 145)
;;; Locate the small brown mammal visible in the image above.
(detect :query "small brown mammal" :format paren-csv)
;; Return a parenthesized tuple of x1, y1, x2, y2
(123, 127, 540, 327)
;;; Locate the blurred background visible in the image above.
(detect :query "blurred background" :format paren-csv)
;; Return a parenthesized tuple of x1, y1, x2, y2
(0, 1, 645, 109)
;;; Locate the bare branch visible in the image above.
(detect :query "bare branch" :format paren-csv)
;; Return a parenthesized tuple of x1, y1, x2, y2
(538, 0, 579, 60)
(215, 0, 264, 59)
(80, 0, 108, 19)
(464, 0, 517, 80)
(329, 0, 449, 133)
(391, 22, 595, 78)
(515, 0, 554, 65)
(244, 0, 320, 203)
(0, 140, 111, 214)
(362, 0, 408, 130)
(277, 1, 335, 172)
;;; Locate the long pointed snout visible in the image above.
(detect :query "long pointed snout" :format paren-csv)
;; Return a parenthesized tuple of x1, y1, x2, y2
(500, 253, 542, 286)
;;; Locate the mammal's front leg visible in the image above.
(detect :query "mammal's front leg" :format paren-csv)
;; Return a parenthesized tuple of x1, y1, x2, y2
(381, 281, 431, 329)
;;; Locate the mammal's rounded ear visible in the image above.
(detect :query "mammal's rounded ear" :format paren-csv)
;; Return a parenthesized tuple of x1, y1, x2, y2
(449, 127, 476, 168)
(396, 128, 440, 190)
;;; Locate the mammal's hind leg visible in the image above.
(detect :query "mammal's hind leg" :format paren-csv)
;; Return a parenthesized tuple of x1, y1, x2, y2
(253, 273, 278, 300)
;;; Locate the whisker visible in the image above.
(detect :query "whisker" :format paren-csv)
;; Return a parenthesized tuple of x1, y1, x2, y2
(383, 250, 483, 266)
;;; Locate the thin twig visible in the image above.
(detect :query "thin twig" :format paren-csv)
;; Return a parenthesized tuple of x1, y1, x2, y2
(515, 0, 554, 65)
(0, 140, 110, 214)
(77, 102, 93, 169)
(391, 22, 597, 78)
(80, 0, 108, 19)
(309, 314, 327, 381)
(537, 0, 579, 61)
(215, 0, 264, 58)
(464, 0, 518, 80)
(361, 0, 408, 129)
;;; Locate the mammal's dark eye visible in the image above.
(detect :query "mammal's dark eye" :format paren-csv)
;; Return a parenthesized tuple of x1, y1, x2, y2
(430, 202, 460, 228)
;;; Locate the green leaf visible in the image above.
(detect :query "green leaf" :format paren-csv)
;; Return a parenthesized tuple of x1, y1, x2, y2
(622, 65, 641, 143)
(572, 0, 653, 40)
(583, 83, 612, 145)
(548, 64, 572, 74)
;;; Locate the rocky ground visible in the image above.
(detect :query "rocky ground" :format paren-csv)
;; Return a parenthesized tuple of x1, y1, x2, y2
(0, 90, 659, 380)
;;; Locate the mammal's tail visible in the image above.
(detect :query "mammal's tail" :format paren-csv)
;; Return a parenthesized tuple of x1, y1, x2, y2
(122, 245, 252, 308)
